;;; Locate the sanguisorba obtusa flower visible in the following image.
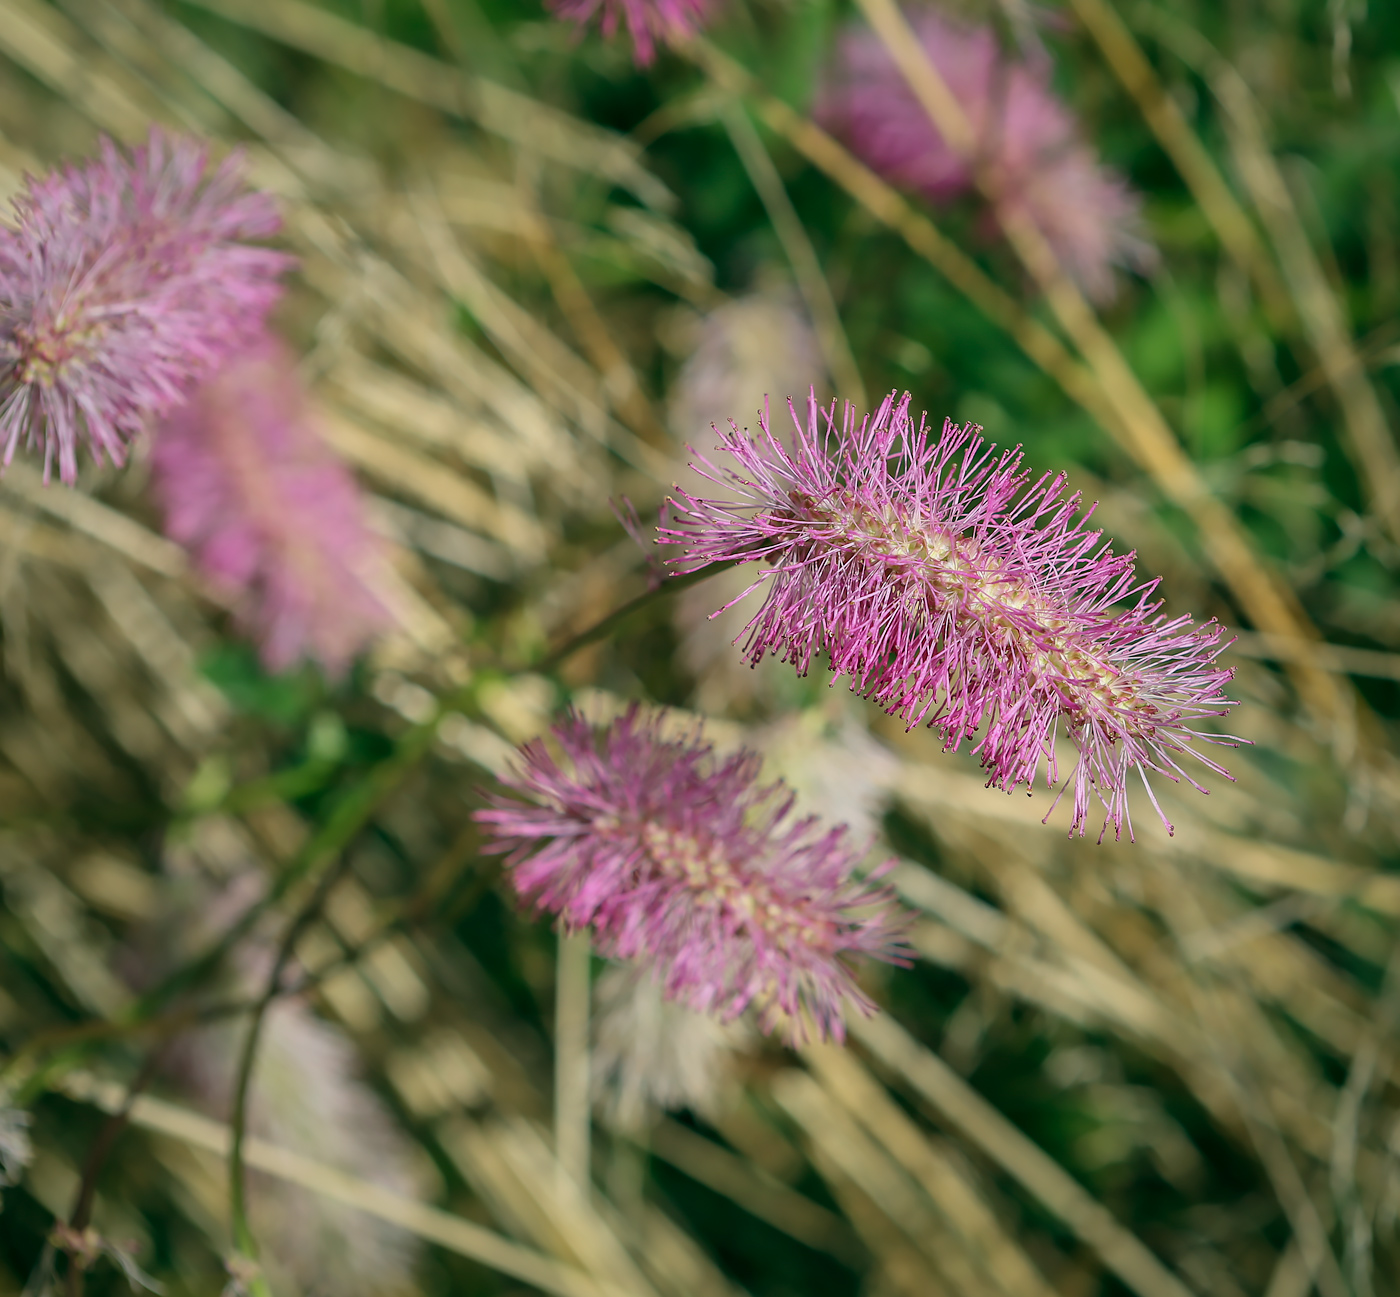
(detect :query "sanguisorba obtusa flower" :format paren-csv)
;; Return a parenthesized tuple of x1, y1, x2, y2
(661, 392, 1242, 842)
(548, 0, 713, 66)
(150, 333, 390, 678)
(817, 12, 1156, 303)
(0, 128, 291, 484)
(477, 705, 910, 1043)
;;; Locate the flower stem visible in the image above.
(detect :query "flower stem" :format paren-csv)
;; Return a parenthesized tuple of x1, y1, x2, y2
(12, 561, 734, 1120)
(533, 560, 738, 674)
(227, 854, 355, 1293)
(554, 930, 592, 1196)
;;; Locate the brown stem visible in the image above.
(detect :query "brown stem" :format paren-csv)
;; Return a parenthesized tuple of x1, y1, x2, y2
(64, 1048, 166, 1297)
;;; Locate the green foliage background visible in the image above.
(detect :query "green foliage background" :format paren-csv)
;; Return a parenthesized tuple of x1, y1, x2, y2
(1, 1, 1399, 1295)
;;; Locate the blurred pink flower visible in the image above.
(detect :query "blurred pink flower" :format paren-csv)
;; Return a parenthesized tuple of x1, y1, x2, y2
(818, 12, 1156, 301)
(478, 705, 910, 1043)
(0, 128, 291, 484)
(661, 391, 1240, 841)
(549, 0, 713, 65)
(151, 335, 390, 677)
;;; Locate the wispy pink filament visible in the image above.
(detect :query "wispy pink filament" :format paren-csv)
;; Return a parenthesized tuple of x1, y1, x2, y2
(662, 392, 1241, 841)
(548, 0, 713, 65)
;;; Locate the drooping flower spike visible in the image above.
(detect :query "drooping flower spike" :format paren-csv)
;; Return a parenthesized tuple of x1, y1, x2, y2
(818, 13, 1156, 303)
(0, 128, 292, 484)
(477, 705, 910, 1044)
(150, 333, 390, 677)
(548, 0, 714, 66)
(661, 392, 1241, 842)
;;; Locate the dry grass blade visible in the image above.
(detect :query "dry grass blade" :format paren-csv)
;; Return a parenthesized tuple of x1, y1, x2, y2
(319, 409, 545, 558)
(519, 202, 669, 446)
(91, 0, 373, 194)
(0, 464, 187, 579)
(0, 501, 97, 570)
(0, 0, 157, 138)
(850, 1013, 1198, 1297)
(803, 1042, 1059, 1297)
(398, 187, 669, 477)
(644, 1118, 863, 1263)
(178, 0, 674, 211)
(718, 102, 867, 409)
(1138, 6, 1400, 553)
(1230, 633, 1400, 681)
(770, 1069, 967, 1295)
(1067, 0, 1294, 329)
(891, 759, 1400, 916)
(1149, 870, 1351, 1297)
(442, 1116, 664, 1297)
(57, 1072, 633, 1297)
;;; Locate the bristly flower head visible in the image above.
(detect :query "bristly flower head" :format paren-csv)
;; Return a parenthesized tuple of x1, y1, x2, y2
(661, 392, 1241, 842)
(150, 333, 390, 678)
(477, 705, 910, 1043)
(548, 0, 714, 65)
(0, 128, 292, 484)
(817, 12, 1156, 302)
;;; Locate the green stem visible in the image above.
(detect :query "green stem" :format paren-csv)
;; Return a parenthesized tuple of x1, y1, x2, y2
(11, 560, 737, 1116)
(532, 561, 739, 674)
(150, 560, 732, 1015)
(227, 856, 353, 1291)
(134, 694, 459, 1021)
(4, 999, 253, 1107)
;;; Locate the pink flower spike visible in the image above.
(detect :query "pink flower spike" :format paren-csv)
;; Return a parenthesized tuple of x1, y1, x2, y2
(660, 392, 1243, 842)
(548, 0, 714, 65)
(0, 128, 293, 484)
(150, 334, 391, 678)
(477, 705, 910, 1044)
(817, 13, 1156, 302)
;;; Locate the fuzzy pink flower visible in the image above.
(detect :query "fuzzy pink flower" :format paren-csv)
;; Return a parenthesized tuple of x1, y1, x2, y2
(817, 13, 1155, 301)
(549, 0, 713, 65)
(0, 128, 292, 484)
(150, 334, 390, 677)
(661, 392, 1241, 841)
(477, 705, 909, 1042)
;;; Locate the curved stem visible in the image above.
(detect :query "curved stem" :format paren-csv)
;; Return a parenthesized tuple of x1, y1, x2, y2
(64, 1048, 166, 1297)
(533, 560, 738, 674)
(226, 855, 355, 1291)
(13, 561, 736, 1120)
(5, 999, 254, 1108)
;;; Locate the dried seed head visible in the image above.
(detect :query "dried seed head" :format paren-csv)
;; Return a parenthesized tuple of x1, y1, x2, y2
(0, 1101, 32, 1204)
(591, 961, 747, 1130)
